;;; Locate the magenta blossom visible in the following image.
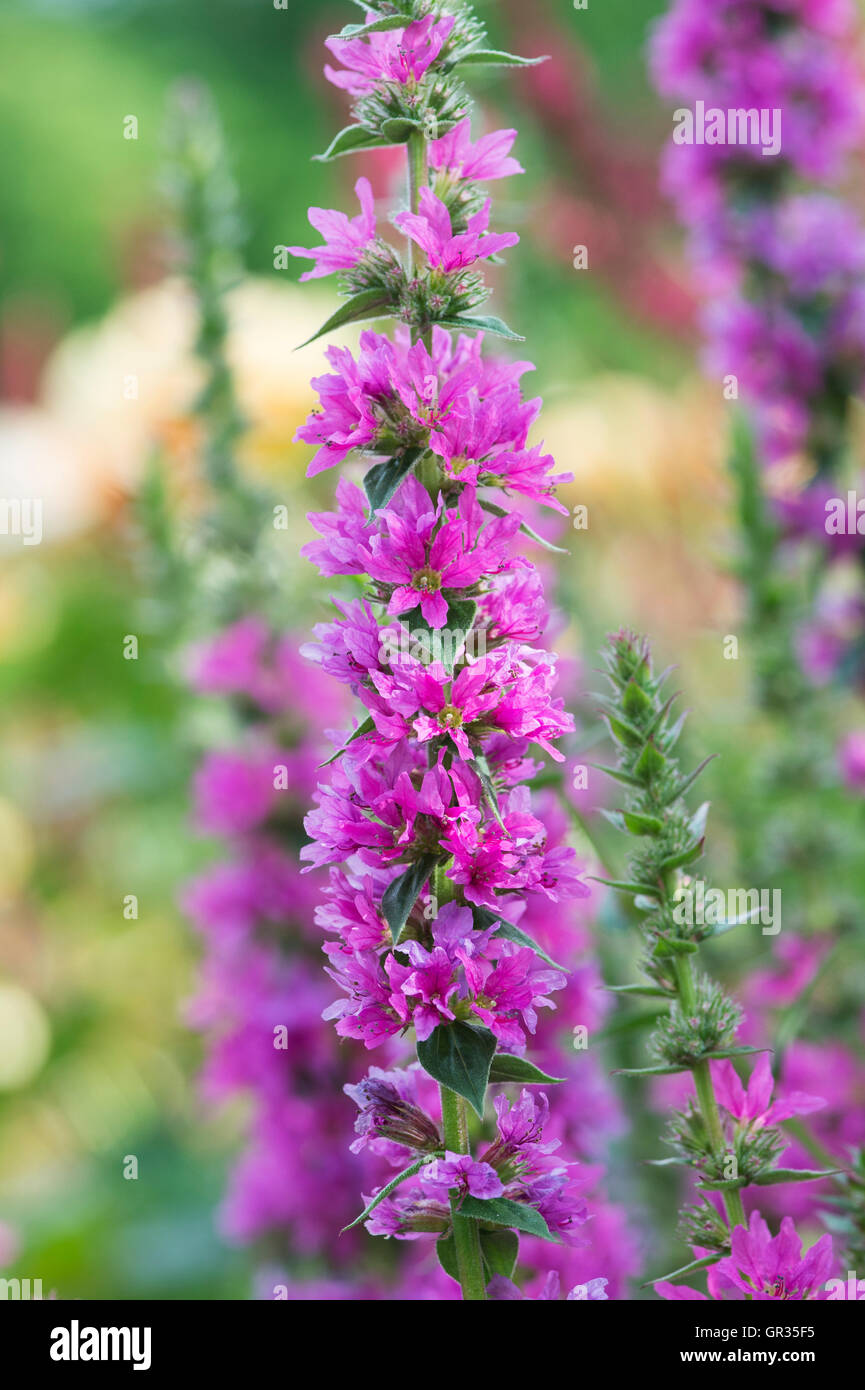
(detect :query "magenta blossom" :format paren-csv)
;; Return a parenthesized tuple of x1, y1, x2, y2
(324, 15, 455, 95)
(361, 479, 518, 629)
(657, 1212, 836, 1301)
(712, 1053, 825, 1129)
(395, 187, 519, 272)
(430, 118, 524, 182)
(421, 1152, 504, 1201)
(287, 177, 376, 281)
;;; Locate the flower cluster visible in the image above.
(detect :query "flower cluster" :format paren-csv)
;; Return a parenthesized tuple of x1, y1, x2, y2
(349, 1076, 589, 1246)
(650, 0, 865, 468)
(293, 0, 606, 1300)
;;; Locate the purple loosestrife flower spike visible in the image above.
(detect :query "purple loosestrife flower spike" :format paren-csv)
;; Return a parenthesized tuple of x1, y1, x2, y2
(293, 0, 598, 1302)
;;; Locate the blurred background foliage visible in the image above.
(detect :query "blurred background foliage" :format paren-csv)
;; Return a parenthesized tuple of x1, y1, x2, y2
(1, 0, 863, 1299)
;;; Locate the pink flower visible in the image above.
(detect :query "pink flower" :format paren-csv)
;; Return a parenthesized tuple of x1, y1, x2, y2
(325, 15, 455, 95)
(421, 1153, 505, 1200)
(395, 187, 519, 272)
(287, 177, 377, 281)
(362, 479, 518, 629)
(430, 118, 524, 182)
(711, 1053, 825, 1128)
(657, 1212, 837, 1301)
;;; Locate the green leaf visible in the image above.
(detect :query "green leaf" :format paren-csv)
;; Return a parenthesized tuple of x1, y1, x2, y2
(436, 1232, 460, 1282)
(613, 1064, 690, 1077)
(475, 752, 504, 828)
(434, 314, 525, 341)
(460, 1195, 557, 1241)
(634, 738, 666, 782)
(698, 1177, 747, 1192)
(652, 934, 698, 956)
(643, 1254, 721, 1288)
(364, 447, 424, 513)
(381, 117, 425, 142)
(384, 854, 439, 944)
(588, 762, 643, 788)
(319, 715, 375, 767)
(478, 499, 567, 553)
(659, 839, 704, 872)
(330, 14, 411, 40)
(752, 1168, 843, 1187)
(703, 1046, 764, 1060)
(606, 713, 645, 748)
(622, 679, 652, 719)
(445, 596, 477, 637)
(340, 1156, 433, 1232)
(297, 289, 393, 348)
(488, 1055, 564, 1085)
(664, 755, 718, 806)
(314, 125, 391, 161)
(707, 907, 764, 937)
(416, 1021, 496, 1118)
(622, 810, 664, 837)
(590, 876, 662, 899)
(606, 984, 672, 998)
(455, 49, 548, 68)
(473, 907, 568, 972)
(480, 1227, 519, 1279)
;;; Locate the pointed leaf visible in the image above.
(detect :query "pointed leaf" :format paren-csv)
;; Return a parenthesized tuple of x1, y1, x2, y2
(622, 810, 664, 837)
(664, 755, 718, 806)
(480, 1227, 519, 1279)
(384, 854, 438, 943)
(488, 1055, 564, 1085)
(434, 314, 524, 341)
(330, 15, 411, 40)
(298, 289, 393, 348)
(659, 839, 704, 873)
(643, 1254, 721, 1288)
(381, 116, 425, 142)
(319, 715, 375, 767)
(613, 1064, 690, 1077)
(460, 1195, 556, 1241)
(314, 125, 391, 161)
(606, 984, 671, 998)
(436, 1232, 460, 1282)
(588, 762, 643, 788)
(340, 1156, 433, 1233)
(478, 498, 567, 552)
(416, 1021, 496, 1118)
(752, 1168, 843, 1187)
(364, 447, 424, 513)
(455, 49, 548, 68)
(590, 876, 662, 899)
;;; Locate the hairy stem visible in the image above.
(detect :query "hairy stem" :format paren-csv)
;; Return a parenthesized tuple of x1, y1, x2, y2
(439, 1084, 487, 1301)
(674, 954, 747, 1231)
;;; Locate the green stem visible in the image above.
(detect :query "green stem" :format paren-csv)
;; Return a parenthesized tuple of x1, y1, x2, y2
(406, 129, 427, 267)
(406, 129, 432, 351)
(674, 955, 747, 1231)
(439, 1084, 487, 1301)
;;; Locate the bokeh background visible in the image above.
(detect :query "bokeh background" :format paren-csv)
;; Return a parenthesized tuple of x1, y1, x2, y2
(1, 0, 864, 1299)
